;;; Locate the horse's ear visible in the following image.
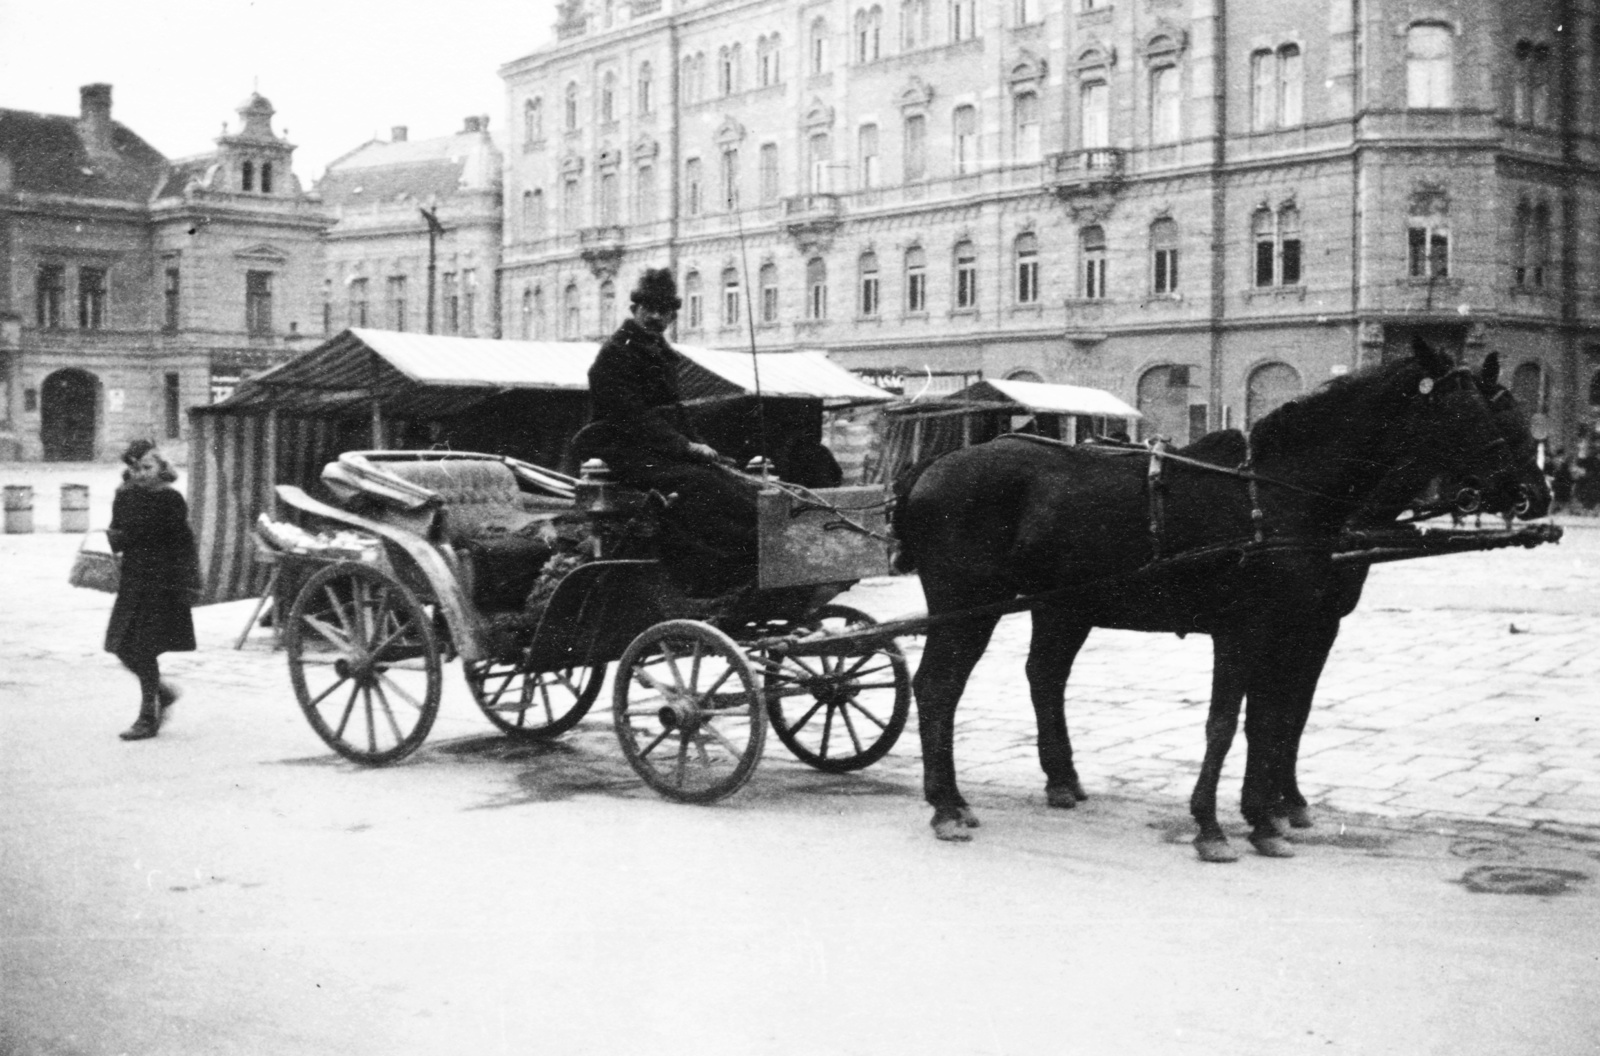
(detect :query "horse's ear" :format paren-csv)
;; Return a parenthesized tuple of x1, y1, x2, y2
(1480, 351, 1501, 387)
(1411, 337, 1451, 377)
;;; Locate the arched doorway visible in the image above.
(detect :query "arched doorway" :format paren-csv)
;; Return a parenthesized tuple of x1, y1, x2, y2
(1511, 361, 1544, 415)
(1136, 365, 1191, 442)
(41, 368, 99, 461)
(1246, 362, 1303, 430)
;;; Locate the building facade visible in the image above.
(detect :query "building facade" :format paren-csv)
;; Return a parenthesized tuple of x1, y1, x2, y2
(499, 0, 1600, 448)
(318, 118, 503, 341)
(0, 86, 327, 460)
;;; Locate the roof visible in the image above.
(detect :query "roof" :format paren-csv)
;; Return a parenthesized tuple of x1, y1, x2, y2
(316, 130, 501, 207)
(0, 108, 169, 201)
(208, 329, 893, 418)
(941, 378, 1141, 419)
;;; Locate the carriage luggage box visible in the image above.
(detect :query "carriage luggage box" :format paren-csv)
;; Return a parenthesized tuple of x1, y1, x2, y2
(756, 484, 891, 590)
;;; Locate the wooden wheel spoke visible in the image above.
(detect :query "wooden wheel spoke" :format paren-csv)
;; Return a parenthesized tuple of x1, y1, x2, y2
(692, 664, 738, 707)
(323, 584, 355, 639)
(785, 699, 826, 733)
(840, 700, 890, 732)
(658, 644, 688, 693)
(367, 614, 420, 659)
(306, 671, 354, 708)
(301, 612, 353, 653)
(373, 670, 425, 712)
(637, 725, 674, 759)
(333, 682, 361, 739)
(836, 703, 867, 755)
(674, 732, 690, 787)
(818, 703, 836, 756)
(701, 720, 746, 759)
(369, 679, 406, 744)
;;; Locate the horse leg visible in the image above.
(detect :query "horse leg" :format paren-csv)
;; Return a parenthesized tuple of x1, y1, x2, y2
(1277, 617, 1342, 831)
(912, 616, 1000, 841)
(1190, 635, 1248, 863)
(1026, 605, 1093, 809)
(1237, 637, 1300, 858)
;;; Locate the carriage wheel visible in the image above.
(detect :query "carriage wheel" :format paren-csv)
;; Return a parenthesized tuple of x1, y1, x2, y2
(464, 657, 604, 741)
(612, 620, 766, 804)
(286, 561, 442, 766)
(761, 604, 911, 773)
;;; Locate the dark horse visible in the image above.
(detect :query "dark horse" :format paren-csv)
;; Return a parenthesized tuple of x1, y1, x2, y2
(893, 342, 1520, 853)
(1183, 352, 1552, 860)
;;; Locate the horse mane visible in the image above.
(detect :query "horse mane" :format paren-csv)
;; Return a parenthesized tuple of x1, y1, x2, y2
(1179, 429, 1248, 466)
(1248, 357, 1423, 461)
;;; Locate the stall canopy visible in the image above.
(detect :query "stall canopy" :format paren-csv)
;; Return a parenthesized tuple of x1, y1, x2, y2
(867, 378, 1141, 484)
(189, 328, 890, 604)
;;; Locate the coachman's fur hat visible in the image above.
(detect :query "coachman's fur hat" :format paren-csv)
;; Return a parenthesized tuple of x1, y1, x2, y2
(631, 268, 682, 311)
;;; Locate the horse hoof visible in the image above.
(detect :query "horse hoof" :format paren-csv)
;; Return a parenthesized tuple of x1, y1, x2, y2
(933, 818, 975, 842)
(1067, 778, 1089, 802)
(1250, 834, 1296, 859)
(955, 806, 981, 828)
(1268, 815, 1293, 839)
(1045, 786, 1078, 810)
(1286, 805, 1314, 829)
(1194, 837, 1240, 864)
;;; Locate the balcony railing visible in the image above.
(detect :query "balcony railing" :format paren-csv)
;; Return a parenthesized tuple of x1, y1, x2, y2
(1047, 149, 1125, 198)
(781, 193, 844, 246)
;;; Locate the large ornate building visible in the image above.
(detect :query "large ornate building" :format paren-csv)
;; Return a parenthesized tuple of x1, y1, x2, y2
(0, 86, 327, 460)
(499, 0, 1600, 447)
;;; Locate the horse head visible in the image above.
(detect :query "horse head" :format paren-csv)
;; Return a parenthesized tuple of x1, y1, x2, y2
(1447, 353, 1552, 519)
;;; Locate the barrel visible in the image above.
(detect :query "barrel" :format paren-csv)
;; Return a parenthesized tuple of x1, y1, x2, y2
(60, 484, 90, 533)
(3, 485, 34, 534)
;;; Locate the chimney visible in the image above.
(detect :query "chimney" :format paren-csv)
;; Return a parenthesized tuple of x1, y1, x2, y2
(462, 115, 488, 133)
(79, 83, 114, 155)
(391, 125, 408, 142)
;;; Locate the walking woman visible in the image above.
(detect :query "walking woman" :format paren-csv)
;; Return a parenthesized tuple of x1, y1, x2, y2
(105, 439, 198, 741)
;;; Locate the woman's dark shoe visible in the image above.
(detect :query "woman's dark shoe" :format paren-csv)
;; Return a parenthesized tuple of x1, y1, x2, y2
(119, 696, 162, 741)
(157, 682, 180, 712)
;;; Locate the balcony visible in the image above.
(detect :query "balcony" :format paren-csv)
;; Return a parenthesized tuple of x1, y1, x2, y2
(1047, 149, 1125, 199)
(578, 225, 625, 276)
(780, 193, 844, 250)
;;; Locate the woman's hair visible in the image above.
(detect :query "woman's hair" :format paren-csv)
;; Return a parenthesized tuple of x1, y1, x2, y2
(120, 438, 178, 483)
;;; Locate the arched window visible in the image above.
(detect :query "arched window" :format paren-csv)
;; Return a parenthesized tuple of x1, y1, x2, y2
(758, 35, 781, 87)
(524, 98, 543, 143)
(859, 123, 880, 188)
(635, 164, 655, 222)
(563, 282, 580, 338)
(903, 112, 927, 181)
(1513, 41, 1553, 126)
(1013, 90, 1040, 161)
(601, 72, 617, 123)
(1137, 365, 1194, 443)
(1251, 44, 1302, 130)
(759, 262, 780, 323)
(855, 7, 882, 63)
(905, 246, 927, 311)
(806, 258, 828, 319)
(1080, 79, 1109, 152)
(954, 239, 978, 310)
(524, 189, 545, 239)
(684, 271, 703, 329)
(638, 64, 653, 114)
(1015, 232, 1039, 304)
(261, 162, 273, 193)
(1151, 218, 1179, 294)
(721, 267, 741, 327)
(1150, 65, 1180, 143)
(1081, 225, 1107, 299)
(1246, 362, 1302, 429)
(520, 286, 534, 339)
(808, 132, 831, 193)
(565, 83, 580, 131)
(241, 160, 254, 192)
(858, 251, 880, 317)
(951, 0, 976, 42)
(901, 0, 929, 50)
(1253, 205, 1302, 287)
(1511, 361, 1545, 415)
(1409, 192, 1451, 278)
(599, 279, 617, 333)
(1407, 23, 1454, 109)
(953, 104, 977, 174)
(759, 143, 780, 203)
(531, 286, 545, 339)
(719, 46, 735, 95)
(810, 18, 830, 74)
(685, 157, 703, 215)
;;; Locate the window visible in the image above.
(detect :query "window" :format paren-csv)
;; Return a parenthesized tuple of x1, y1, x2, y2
(565, 82, 580, 130)
(859, 124, 880, 188)
(348, 277, 369, 326)
(1407, 24, 1454, 109)
(462, 269, 478, 335)
(443, 272, 460, 334)
(1514, 200, 1551, 288)
(808, 133, 831, 193)
(531, 286, 546, 339)
(1150, 66, 1180, 143)
(1408, 197, 1451, 279)
(601, 72, 617, 123)
(525, 189, 544, 238)
(636, 164, 656, 222)
(322, 278, 332, 335)
(599, 279, 617, 333)
(1015, 233, 1039, 304)
(36, 264, 65, 328)
(954, 240, 977, 309)
(904, 113, 927, 180)
(760, 143, 780, 203)
(563, 283, 580, 338)
(720, 148, 739, 210)
(242, 160, 254, 192)
(1513, 41, 1552, 126)
(760, 263, 780, 323)
(811, 18, 830, 74)
(953, 105, 977, 174)
(685, 157, 703, 215)
(638, 64, 653, 114)
(905, 246, 927, 311)
(163, 267, 180, 331)
(806, 258, 828, 319)
(758, 35, 781, 87)
(684, 271, 704, 329)
(855, 7, 882, 63)
(386, 275, 407, 331)
(722, 268, 741, 327)
(1015, 0, 1037, 24)
(1081, 81, 1109, 150)
(245, 270, 272, 335)
(1014, 91, 1041, 161)
(951, 0, 976, 42)
(521, 287, 534, 339)
(1151, 219, 1179, 295)
(79, 267, 107, 330)
(1251, 45, 1302, 130)
(901, 0, 929, 49)
(859, 251, 880, 317)
(600, 171, 619, 224)
(1082, 226, 1107, 299)
(164, 372, 181, 440)
(261, 162, 273, 194)
(525, 98, 543, 143)
(1246, 363, 1302, 429)
(1253, 206, 1302, 287)
(719, 46, 735, 95)
(564, 176, 581, 228)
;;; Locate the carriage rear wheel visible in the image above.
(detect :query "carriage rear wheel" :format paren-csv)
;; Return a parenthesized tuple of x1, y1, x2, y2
(612, 620, 766, 804)
(286, 561, 442, 765)
(464, 657, 605, 741)
(762, 604, 910, 773)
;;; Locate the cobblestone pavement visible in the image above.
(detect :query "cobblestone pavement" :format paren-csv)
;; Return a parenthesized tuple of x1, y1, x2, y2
(4, 460, 1597, 837)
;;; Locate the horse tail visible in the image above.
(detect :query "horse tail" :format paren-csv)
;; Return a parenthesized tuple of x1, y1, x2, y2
(888, 455, 940, 574)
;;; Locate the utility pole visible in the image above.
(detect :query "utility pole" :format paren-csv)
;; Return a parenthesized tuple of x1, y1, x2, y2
(420, 207, 446, 334)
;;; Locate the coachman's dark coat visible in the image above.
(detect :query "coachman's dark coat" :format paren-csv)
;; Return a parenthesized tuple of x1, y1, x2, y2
(104, 481, 198, 657)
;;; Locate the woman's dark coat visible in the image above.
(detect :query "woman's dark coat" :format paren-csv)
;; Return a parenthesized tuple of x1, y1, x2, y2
(104, 481, 198, 656)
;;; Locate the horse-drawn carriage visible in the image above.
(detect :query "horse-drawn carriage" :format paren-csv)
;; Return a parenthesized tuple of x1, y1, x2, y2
(269, 448, 910, 803)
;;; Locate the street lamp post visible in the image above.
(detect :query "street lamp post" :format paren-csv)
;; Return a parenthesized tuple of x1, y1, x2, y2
(420, 207, 447, 334)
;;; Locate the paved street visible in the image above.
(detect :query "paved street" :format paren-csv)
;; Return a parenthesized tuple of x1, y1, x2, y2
(3, 461, 1599, 1054)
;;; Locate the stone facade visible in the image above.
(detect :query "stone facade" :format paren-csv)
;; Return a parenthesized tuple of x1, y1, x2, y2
(0, 87, 327, 460)
(499, 0, 1600, 448)
(318, 119, 503, 340)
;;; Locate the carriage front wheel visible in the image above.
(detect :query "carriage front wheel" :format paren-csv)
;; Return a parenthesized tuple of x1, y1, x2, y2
(762, 604, 911, 772)
(464, 657, 605, 741)
(286, 561, 442, 765)
(612, 620, 766, 804)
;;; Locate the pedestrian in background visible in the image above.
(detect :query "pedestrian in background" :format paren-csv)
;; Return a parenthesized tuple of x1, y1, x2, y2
(1549, 448, 1574, 513)
(105, 439, 199, 741)
(1574, 437, 1600, 514)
